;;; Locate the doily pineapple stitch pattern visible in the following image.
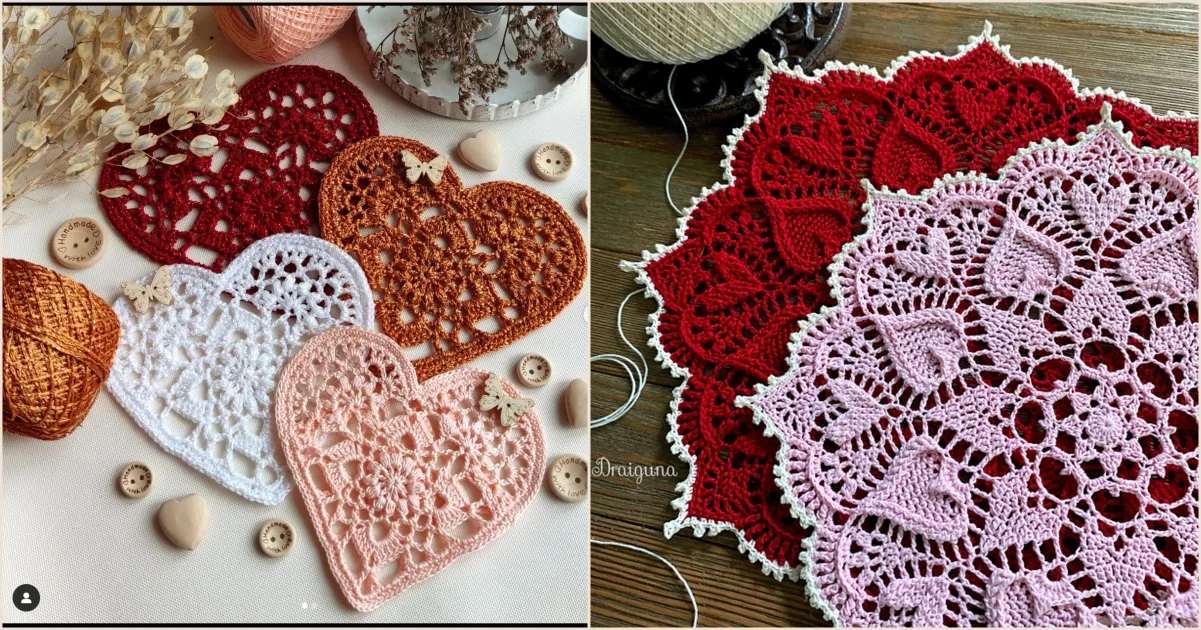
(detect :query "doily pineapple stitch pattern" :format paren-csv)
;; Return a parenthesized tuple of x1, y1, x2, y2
(99, 65, 379, 271)
(745, 110, 1199, 626)
(275, 327, 545, 612)
(106, 234, 375, 505)
(621, 23, 1199, 578)
(319, 136, 587, 380)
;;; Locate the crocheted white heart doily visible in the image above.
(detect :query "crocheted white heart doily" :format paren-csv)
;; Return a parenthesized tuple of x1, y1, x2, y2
(106, 234, 375, 504)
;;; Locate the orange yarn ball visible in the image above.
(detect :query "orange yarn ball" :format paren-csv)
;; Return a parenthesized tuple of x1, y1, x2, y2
(3, 259, 121, 440)
(214, 5, 356, 65)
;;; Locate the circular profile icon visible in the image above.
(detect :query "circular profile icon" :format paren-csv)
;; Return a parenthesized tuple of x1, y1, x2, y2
(13, 584, 39, 612)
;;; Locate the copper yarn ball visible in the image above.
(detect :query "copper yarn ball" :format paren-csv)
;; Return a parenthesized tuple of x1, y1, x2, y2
(3, 259, 121, 440)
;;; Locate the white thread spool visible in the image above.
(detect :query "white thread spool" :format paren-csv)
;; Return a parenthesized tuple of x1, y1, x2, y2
(591, 2, 788, 65)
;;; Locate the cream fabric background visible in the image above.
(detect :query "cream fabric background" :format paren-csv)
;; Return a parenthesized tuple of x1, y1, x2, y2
(2, 8, 589, 624)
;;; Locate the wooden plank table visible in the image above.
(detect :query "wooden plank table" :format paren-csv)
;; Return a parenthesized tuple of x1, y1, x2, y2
(589, 3, 1198, 627)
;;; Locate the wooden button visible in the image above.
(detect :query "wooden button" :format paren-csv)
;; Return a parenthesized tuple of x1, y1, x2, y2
(563, 378, 588, 428)
(579, 193, 589, 217)
(259, 520, 295, 558)
(547, 454, 588, 503)
(51, 217, 107, 269)
(516, 353, 552, 388)
(458, 129, 501, 171)
(118, 462, 153, 498)
(531, 142, 572, 181)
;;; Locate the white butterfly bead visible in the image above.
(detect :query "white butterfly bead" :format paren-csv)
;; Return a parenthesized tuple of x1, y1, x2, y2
(401, 151, 449, 185)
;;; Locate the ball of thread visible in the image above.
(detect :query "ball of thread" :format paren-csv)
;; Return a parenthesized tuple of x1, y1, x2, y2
(3, 259, 121, 440)
(591, 2, 788, 65)
(214, 5, 356, 65)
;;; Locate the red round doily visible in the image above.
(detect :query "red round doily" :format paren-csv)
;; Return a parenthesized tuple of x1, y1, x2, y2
(633, 28, 1199, 577)
(98, 65, 379, 271)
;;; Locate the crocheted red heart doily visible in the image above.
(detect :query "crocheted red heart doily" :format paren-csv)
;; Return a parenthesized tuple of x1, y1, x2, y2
(623, 24, 1199, 579)
(98, 65, 379, 271)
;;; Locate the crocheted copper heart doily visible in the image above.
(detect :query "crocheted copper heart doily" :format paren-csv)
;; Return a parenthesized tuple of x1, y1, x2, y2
(319, 137, 586, 379)
(98, 65, 379, 271)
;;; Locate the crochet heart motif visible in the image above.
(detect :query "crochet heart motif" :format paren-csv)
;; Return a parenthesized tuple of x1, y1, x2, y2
(622, 23, 1199, 578)
(319, 136, 587, 380)
(106, 234, 374, 505)
(745, 111, 1199, 626)
(98, 65, 379, 271)
(275, 327, 545, 611)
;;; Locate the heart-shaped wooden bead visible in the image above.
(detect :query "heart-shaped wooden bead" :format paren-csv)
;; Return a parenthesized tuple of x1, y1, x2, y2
(318, 136, 587, 380)
(158, 494, 210, 550)
(457, 130, 501, 171)
(98, 65, 379, 271)
(275, 327, 545, 611)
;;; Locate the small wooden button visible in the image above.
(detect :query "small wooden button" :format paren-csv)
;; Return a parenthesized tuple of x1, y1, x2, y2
(118, 462, 153, 498)
(579, 193, 589, 217)
(531, 142, 572, 181)
(51, 217, 107, 269)
(516, 353, 552, 388)
(563, 378, 588, 428)
(547, 454, 588, 503)
(259, 520, 295, 558)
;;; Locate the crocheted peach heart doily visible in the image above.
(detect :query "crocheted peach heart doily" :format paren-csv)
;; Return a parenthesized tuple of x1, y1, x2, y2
(318, 136, 587, 380)
(275, 326, 545, 611)
(98, 65, 379, 271)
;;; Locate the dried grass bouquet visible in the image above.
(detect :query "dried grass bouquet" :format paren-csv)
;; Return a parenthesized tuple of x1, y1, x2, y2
(2, 6, 239, 213)
(370, 5, 574, 114)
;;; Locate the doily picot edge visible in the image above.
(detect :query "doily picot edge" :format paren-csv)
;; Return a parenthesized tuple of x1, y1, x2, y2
(734, 105, 1201, 627)
(617, 20, 1201, 585)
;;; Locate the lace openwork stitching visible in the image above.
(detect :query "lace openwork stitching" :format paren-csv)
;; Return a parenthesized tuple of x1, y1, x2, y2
(621, 23, 1199, 578)
(746, 112, 1199, 627)
(105, 234, 375, 505)
(319, 136, 587, 380)
(99, 65, 379, 271)
(275, 327, 545, 612)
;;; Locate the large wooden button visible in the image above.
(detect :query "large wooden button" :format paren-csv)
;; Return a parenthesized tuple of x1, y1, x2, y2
(547, 454, 588, 503)
(531, 142, 572, 181)
(51, 217, 107, 269)
(563, 378, 588, 428)
(118, 462, 153, 498)
(259, 520, 295, 558)
(516, 353, 552, 388)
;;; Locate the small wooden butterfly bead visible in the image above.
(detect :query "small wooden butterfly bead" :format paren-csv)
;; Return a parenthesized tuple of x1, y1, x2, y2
(122, 266, 173, 313)
(479, 372, 534, 427)
(401, 150, 449, 185)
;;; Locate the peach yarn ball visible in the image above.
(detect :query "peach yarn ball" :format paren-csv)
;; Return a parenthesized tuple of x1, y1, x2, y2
(3, 259, 121, 440)
(214, 6, 356, 65)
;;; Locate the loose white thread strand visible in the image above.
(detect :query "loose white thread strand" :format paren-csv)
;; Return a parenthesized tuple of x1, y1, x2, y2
(665, 65, 690, 215)
(591, 539, 699, 627)
(588, 68, 700, 626)
(590, 290, 648, 428)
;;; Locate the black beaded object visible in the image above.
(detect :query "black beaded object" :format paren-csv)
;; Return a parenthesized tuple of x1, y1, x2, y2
(592, 3, 852, 127)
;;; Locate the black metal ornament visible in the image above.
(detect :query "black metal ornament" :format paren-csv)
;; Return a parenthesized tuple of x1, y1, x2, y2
(591, 3, 852, 127)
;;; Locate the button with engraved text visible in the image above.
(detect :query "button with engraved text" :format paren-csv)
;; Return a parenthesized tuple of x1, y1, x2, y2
(51, 217, 107, 269)
(259, 520, 295, 558)
(118, 462, 153, 498)
(516, 353, 552, 388)
(547, 454, 588, 503)
(531, 142, 572, 181)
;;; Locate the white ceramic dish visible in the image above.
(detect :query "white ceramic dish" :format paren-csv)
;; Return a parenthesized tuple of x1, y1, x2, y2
(357, 5, 588, 121)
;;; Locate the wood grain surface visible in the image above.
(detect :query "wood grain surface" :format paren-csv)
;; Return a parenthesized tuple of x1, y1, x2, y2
(589, 3, 1198, 627)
